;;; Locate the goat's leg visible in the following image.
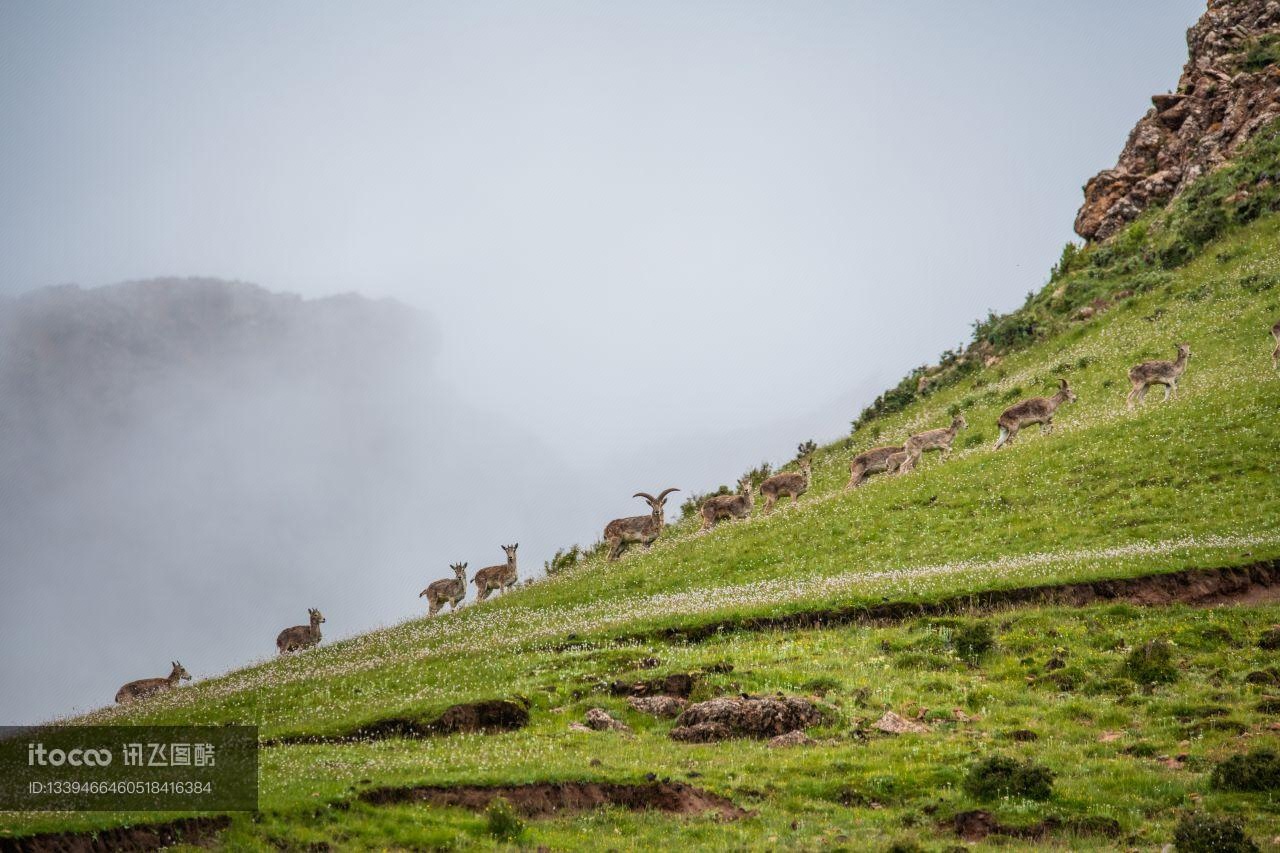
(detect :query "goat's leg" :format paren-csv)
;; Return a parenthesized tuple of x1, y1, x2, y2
(994, 426, 1008, 449)
(1273, 340, 1280, 369)
(1126, 384, 1139, 410)
(1137, 384, 1149, 405)
(1041, 419, 1053, 434)
(763, 495, 775, 514)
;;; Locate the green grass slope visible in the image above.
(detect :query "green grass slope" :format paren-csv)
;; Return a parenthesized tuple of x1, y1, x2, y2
(4, 135, 1280, 850)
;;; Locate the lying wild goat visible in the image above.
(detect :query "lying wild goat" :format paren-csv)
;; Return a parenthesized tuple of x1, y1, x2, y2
(1271, 320, 1279, 370)
(276, 608, 325, 654)
(1127, 343, 1191, 409)
(760, 457, 812, 514)
(473, 544, 518, 601)
(846, 445, 906, 489)
(115, 661, 190, 704)
(994, 379, 1077, 449)
(420, 562, 467, 615)
(903, 413, 967, 469)
(604, 488, 679, 561)
(700, 476, 754, 530)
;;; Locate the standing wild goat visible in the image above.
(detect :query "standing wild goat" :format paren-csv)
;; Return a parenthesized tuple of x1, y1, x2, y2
(700, 476, 754, 530)
(604, 488, 679, 561)
(420, 562, 467, 615)
(994, 379, 1077, 449)
(473, 544, 518, 601)
(846, 445, 906, 489)
(115, 661, 191, 704)
(904, 413, 967, 466)
(1127, 343, 1191, 409)
(1271, 320, 1279, 369)
(760, 457, 812, 513)
(276, 608, 325, 654)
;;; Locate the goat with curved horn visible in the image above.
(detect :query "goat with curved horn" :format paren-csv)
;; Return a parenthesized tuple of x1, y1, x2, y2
(603, 488, 679, 561)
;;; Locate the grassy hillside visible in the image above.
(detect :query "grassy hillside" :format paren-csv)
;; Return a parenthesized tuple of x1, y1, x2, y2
(4, 140, 1280, 849)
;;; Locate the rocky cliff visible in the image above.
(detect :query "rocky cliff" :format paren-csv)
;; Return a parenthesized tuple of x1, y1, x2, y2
(1075, 0, 1280, 241)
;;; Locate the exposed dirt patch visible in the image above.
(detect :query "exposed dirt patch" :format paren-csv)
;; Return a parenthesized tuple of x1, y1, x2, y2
(609, 673, 696, 698)
(637, 560, 1280, 644)
(670, 696, 824, 742)
(948, 810, 1120, 843)
(359, 781, 747, 819)
(0, 816, 230, 852)
(265, 699, 528, 745)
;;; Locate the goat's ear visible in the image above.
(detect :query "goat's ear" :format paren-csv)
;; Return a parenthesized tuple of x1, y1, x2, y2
(1059, 379, 1068, 389)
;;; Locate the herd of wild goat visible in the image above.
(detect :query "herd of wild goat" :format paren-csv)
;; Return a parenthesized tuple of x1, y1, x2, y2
(113, 327, 1280, 703)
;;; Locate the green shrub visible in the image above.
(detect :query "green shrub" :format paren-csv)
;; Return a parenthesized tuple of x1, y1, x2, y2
(544, 545, 583, 576)
(1050, 242, 1082, 281)
(800, 675, 842, 695)
(1122, 639, 1179, 685)
(1211, 749, 1280, 792)
(1241, 33, 1280, 72)
(963, 756, 1054, 801)
(885, 841, 923, 853)
(1173, 813, 1258, 853)
(952, 621, 995, 663)
(485, 797, 525, 842)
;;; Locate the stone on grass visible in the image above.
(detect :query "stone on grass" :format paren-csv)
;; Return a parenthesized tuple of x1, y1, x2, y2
(874, 711, 929, 735)
(628, 695, 688, 718)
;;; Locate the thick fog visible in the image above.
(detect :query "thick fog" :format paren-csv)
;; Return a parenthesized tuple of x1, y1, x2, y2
(0, 1, 1203, 723)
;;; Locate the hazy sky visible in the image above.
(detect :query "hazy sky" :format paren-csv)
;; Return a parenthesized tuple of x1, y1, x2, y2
(0, 1, 1204, 721)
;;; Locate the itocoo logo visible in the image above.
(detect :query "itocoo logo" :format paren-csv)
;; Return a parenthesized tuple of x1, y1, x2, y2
(27, 743, 113, 767)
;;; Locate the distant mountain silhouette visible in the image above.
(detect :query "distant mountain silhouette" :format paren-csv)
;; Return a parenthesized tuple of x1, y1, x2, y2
(0, 277, 583, 724)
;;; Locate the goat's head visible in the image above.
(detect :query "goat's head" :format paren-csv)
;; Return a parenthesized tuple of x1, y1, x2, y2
(1177, 342, 1191, 359)
(738, 476, 753, 494)
(502, 544, 518, 561)
(308, 608, 326, 625)
(633, 488, 679, 513)
(1058, 379, 1077, 403)
(451, 562, 468, 578)
(170, 661, 192, 681)
(953, 413, 968, 430)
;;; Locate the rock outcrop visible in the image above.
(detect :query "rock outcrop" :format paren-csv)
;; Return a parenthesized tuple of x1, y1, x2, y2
(1075, 0, 1280, 241)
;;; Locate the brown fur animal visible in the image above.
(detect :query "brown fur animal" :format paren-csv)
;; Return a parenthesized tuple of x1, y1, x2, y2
(115, 661, 191, 704)
(885, 448, 914, 475)
(420, 563, 467, 615)
(994, 379, 1077, 449)
(904, 414, 967, 466)
(846, 445, 905, 489)
(276, 608, 325, 654)
(1127, 343, 1190, 409)
(604, 488, 679, 561)
(700, 477, 754, 530)
(1271, 320, 1279, 370)
(759, 457, 812, 514)
(473, 544, 518, 601)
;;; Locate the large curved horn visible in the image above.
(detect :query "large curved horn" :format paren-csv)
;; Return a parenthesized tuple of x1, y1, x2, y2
(655, 487, 680, 502)
(633, 492, 657, 503)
